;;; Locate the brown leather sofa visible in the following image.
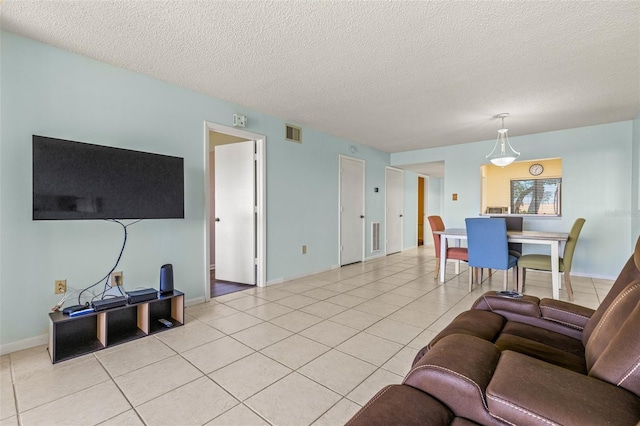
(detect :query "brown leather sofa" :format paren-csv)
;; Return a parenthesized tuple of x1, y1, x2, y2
(348, 238, 640, 425)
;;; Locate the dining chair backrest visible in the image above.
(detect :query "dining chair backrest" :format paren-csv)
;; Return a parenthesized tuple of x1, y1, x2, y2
(489, 216, 523, 231)
(465, 218, 510, 270)
(428, 215, 445, 258)
(490, 216, 523, 254)
(562, 218, 586, 272)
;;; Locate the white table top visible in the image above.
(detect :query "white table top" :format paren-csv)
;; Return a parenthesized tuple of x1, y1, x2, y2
(434, 228, 569, 242)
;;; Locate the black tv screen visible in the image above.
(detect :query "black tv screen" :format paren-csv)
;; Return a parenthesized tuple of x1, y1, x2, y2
(33, 135, 184, 220)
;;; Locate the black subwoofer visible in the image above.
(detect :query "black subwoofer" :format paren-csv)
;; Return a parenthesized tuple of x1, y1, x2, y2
(159, 264, 174, 294)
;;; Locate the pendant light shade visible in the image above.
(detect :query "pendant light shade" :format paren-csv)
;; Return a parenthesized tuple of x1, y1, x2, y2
(486, 113, 520, 167)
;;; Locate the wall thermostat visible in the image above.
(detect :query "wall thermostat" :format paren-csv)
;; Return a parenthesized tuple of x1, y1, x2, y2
(233, 114, 247, 128)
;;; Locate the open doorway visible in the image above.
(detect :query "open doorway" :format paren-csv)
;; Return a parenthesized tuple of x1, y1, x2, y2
(204, 122, 266, 301)
(392, 161, 443, 248)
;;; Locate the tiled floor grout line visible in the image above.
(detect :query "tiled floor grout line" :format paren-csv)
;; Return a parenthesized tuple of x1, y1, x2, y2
(191, 255, 441, 423)
(91, 352, 149, 426)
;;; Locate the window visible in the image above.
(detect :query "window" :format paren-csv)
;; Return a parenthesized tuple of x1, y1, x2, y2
(510, 178, 561, 215)
(480, 158, 562, 216)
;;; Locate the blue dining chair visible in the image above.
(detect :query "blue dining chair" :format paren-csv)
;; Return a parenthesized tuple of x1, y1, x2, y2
(465, 217, 518, 292)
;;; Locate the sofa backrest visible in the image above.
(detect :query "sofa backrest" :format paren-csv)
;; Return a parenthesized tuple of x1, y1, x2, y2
(582, 237, 640, 346)
(582, 237, 640, 396)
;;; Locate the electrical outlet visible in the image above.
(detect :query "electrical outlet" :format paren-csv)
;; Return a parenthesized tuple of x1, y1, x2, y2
(302, 245, 307, 254)
(55, 279, 67, 294)
(110, 271, 123, 287)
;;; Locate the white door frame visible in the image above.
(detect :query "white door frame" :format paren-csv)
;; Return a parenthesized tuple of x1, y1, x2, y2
(338, 155, 365, 266)
(204, 122, 266, 300)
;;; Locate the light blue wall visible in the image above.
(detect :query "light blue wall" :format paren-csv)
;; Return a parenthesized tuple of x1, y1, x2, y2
(364, 149, 391, 258)
(427, 177, 443, 217)
(392, 121, 635, 278)
(423, 176, 444, 246)
(0, 32, 390, 347)
(266, 133, 390, 280)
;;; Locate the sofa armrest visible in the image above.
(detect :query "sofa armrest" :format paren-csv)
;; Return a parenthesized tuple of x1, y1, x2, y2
(472, 291, 586, 339)
(539, 298, 594, 330)
(412, 309, 506, 367)
(404, 334, 503, 425)
(472, 291, 542, 317)
(346, 385, 457, 426)
(487, 351, 640, 425)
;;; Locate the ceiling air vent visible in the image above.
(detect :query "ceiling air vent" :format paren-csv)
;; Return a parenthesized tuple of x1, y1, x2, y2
(285, 124, 302, 143)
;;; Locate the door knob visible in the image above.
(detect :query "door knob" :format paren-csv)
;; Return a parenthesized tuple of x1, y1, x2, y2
(215, 218, 220, 222)
(400, 214, 403, 217)
(360, 215, 365, 218)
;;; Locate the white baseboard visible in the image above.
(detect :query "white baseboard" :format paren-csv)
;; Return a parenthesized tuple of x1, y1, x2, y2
(511, 268, 617, 281)
(185, 296, 206, 307)
(366, 252, 387, 260)
(267, 264, 341, 286)
(574, 272, 617, 281)
(0, 334, 48, 356)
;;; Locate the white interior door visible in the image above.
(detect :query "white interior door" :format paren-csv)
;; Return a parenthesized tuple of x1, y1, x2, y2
(340, 156, 365, 265)
(386, 167, 403, 254)
(214, 141, 256, 284)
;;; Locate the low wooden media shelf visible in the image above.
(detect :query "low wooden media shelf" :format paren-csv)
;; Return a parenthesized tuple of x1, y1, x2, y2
(48, 290, 184, 363)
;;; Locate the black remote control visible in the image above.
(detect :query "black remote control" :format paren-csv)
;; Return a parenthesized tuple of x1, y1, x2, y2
(62, 304, 88, 315)
(496, 291, 523, 298)
(158, 318, 173, 328)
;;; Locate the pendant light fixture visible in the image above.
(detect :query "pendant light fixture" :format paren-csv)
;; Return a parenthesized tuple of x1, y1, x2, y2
(486, 113, 520, 167)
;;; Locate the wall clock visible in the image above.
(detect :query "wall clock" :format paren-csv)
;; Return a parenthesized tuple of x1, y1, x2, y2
(529, 163, 544, 176)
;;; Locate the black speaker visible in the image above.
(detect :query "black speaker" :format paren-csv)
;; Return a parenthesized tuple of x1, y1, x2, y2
(159, 264, 174, 294)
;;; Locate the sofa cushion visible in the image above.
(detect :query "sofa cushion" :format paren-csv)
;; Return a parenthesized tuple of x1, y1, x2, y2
(494, 321, 587, 373)
(494, 333, 586, 374)
(487, 351, 640, 425)
(499, 321, 585, 355)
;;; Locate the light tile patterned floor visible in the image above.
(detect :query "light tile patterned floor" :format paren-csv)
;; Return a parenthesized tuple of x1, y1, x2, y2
(0, 246, 612, 426)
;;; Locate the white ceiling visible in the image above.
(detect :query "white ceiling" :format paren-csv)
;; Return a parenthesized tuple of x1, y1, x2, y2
(1, 1, 639, 157)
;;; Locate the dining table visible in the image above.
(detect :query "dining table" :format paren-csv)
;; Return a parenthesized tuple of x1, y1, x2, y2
(434, 228, 569, 299)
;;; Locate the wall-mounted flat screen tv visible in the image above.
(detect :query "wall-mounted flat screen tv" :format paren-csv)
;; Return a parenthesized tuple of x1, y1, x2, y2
(33, 135, 184, 220)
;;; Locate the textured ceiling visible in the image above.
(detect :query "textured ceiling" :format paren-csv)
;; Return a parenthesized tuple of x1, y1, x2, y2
(1, 1, 639, 154)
